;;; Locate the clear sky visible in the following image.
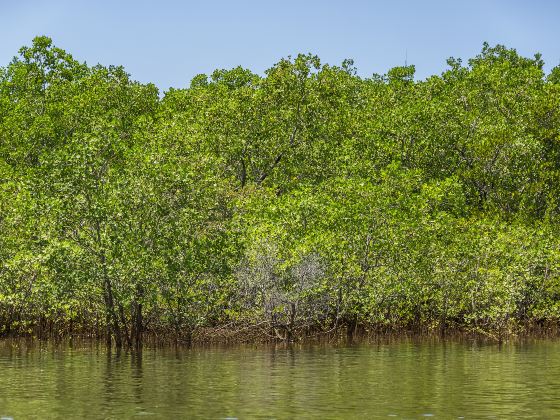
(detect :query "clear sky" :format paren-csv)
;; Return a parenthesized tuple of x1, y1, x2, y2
(2, 0, 559, 91)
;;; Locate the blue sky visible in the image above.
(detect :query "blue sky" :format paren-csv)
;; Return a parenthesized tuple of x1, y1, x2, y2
(2, 0, 559, 91)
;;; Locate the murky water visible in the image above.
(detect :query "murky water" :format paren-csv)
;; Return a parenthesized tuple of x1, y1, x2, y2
(1, 338, 559, 418)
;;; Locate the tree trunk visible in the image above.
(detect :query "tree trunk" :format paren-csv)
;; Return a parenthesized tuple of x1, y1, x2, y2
(119, 304, 132, 348)
(287, 302, 297, 342)
(133, 301, 143, 348)
(102, 260, 121, 348)
(132, 283, 144, 348)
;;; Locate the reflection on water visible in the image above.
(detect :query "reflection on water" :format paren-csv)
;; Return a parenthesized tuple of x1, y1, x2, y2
(1, 338, 560, 418)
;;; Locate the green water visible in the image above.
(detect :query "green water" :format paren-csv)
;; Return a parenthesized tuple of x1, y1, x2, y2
(1, 338, 559, 419)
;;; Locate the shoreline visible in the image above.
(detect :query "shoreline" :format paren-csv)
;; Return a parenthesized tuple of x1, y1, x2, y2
(1, 321, 559, 348)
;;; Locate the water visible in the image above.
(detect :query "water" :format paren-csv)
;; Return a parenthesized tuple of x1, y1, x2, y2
(1, 338, 560, 418)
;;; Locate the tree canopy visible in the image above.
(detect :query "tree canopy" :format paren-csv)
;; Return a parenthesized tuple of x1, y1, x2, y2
(1, 37, 560, 344)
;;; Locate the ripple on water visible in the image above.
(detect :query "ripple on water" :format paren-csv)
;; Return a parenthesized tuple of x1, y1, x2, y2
(0, 339, 559, 418)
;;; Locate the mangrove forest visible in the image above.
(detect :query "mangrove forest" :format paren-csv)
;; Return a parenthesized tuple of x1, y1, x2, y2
(1, 37, 560, 346)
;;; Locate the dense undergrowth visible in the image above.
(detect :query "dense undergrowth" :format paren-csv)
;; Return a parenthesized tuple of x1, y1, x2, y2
(2, 37, 560, 346)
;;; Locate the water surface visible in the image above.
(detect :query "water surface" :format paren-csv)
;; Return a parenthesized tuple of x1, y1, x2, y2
(1, 338, 559, 418)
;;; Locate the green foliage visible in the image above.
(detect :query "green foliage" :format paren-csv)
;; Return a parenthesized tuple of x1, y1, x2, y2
(1, 37, 560, 343)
